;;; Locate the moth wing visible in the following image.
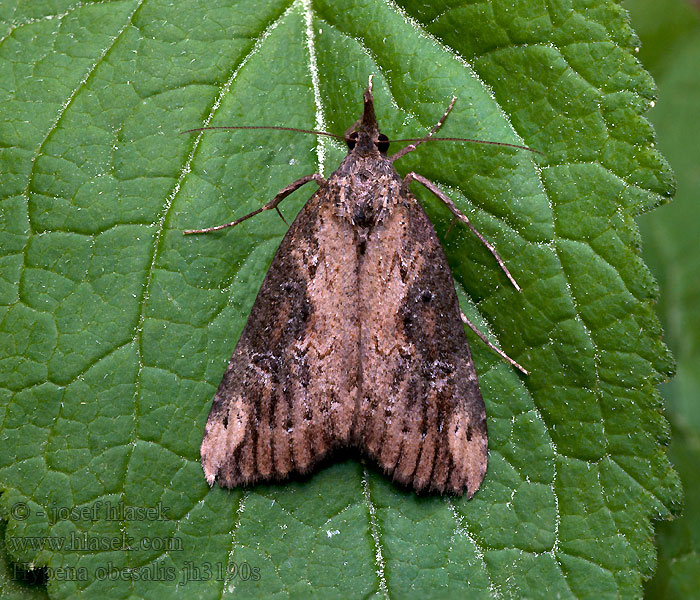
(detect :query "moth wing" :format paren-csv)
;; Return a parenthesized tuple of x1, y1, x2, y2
(201, 189, 360, 487)
(354, 192, 488, 496)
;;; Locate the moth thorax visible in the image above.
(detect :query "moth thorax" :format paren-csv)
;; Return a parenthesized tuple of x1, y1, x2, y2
(352, 199, 376, 229)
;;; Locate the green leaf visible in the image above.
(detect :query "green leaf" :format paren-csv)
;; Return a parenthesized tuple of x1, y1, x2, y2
(0, 1, 679, 597)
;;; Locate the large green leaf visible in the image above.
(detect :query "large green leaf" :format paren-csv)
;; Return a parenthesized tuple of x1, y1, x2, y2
(0, 0, 680, 597)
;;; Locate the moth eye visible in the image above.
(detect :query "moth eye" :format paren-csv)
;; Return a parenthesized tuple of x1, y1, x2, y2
(420, 290, 433, 303)
(377, 133, 389, 154)
(347, 131, 359, 150)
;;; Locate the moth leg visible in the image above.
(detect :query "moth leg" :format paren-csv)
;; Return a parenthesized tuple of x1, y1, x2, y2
(460, 311, 529, 375)
(184, 173, 327, 234)
(444, 215, 457, 239)
(401, 172, 520, 292)
(390, 97, 457, 162)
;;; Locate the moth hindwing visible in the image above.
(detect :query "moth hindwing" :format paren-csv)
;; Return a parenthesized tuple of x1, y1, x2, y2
(193, 82, 523, 496)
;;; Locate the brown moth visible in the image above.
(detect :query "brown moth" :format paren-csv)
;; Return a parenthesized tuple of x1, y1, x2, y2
(187, 79, 527, 496)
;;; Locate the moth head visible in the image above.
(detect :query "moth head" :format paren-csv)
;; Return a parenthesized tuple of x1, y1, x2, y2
(345, 85, 390, 156)
(346, 130, 390, 155)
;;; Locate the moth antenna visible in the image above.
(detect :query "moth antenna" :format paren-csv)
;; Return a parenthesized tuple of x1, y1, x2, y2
(389, 96, 542, 159)
(180, 125, 345, 141)
(391, 136, 543, 156)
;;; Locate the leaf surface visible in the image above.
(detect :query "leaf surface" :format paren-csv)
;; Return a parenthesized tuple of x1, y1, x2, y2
(0, 1, 679, 597)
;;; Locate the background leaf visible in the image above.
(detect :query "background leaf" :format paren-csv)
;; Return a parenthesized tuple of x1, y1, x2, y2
(0, 0, 680, 597)
(623, 0, 700, 596)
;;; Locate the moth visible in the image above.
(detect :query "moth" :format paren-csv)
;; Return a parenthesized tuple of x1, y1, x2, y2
(186, 78, 529, 496)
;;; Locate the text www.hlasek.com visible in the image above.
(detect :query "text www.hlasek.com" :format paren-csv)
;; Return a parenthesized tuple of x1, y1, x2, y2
(6, 532, 182, 553)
